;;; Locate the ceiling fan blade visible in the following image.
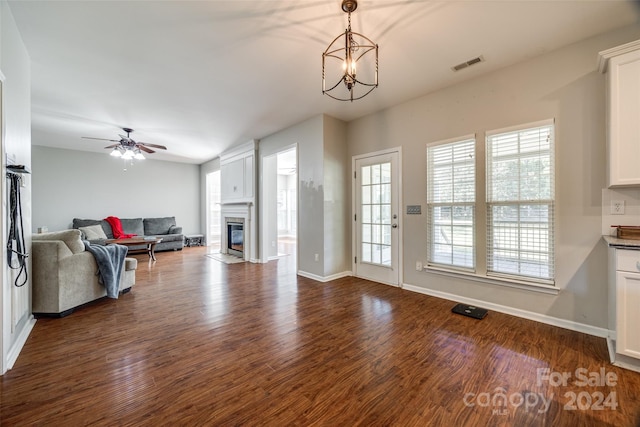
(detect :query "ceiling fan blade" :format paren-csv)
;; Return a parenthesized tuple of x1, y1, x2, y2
(82, 136, 121, 142)
(104, 144, 120, 149)
(137, 145, 155, 154)
(138, 142, 167, 150)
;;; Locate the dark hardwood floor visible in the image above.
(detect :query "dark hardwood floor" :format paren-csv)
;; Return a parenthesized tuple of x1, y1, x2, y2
(2, 247, 640, 426)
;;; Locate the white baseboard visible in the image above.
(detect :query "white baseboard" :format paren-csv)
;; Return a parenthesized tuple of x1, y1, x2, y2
(6, 315, 36, 371)
(402, 283, 610, 339)
(297, 270, 352, 283)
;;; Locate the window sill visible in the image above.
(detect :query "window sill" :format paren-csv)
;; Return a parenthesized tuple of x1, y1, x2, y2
(423, 265, 560, 295)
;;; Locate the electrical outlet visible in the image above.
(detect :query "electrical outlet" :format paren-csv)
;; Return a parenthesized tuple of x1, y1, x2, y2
(416, 261, 423, 271)
(611, 200, 625, 215)
(314, 253, 319, 262)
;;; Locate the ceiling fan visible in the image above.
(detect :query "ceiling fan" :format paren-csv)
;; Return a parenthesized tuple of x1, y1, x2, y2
(82, 127, 167, 158)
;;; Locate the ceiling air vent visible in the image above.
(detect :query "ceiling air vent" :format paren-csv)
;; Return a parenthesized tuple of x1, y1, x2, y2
(452, 56, 484, 72)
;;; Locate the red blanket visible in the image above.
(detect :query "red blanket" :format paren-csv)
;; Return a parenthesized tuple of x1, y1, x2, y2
(104, 216, 137, 239)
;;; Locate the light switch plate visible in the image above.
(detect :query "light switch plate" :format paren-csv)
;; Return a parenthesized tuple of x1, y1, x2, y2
(407, 205, 422, 215)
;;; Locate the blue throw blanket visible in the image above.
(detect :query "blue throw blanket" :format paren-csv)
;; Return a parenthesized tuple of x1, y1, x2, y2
(83, 240, 128, 298)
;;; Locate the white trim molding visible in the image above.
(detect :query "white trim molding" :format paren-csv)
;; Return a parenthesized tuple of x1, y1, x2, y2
(598, 39, 640, 73)
(297, 270, 352, 283)
(403, 283, 610, 338)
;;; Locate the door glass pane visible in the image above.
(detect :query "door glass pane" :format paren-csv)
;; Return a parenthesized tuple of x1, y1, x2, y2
(381, 163, 391, 183)
(362, 186, 371, 204)
(372, 164, 381, 184)
(362, 166, 371, 185)
(361, 161, 392, 267)
(372, 205, 381, 224)
(362, 224, 372, 242)
(381, 184, 391, 204)
(381, 205, 391, 224)
(372, 184, 381, 203)
(362, 205, 371, 223)
(363, 243, 372, 263)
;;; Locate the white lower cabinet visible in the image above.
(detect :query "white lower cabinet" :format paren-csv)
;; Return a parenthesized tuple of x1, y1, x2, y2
(616, 270, 640, 359)
(609, 248, 640, 371)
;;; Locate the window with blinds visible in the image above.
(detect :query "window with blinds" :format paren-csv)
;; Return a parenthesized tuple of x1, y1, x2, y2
(427, 137, 475, 269)
(486, 121, 555, 283)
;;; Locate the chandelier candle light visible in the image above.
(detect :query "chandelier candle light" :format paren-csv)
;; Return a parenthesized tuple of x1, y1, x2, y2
(322, 0, 378, 101)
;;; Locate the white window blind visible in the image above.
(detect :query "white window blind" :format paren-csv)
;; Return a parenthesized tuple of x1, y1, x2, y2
(486, 121, 554, 283)
(427, 137, 475, 269)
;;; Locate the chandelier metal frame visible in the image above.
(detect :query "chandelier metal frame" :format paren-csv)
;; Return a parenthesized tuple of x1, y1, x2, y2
(322, 0, 378, 102)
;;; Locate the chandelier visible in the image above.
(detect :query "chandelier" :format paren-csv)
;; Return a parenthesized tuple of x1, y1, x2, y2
(322, 0, 378, 102)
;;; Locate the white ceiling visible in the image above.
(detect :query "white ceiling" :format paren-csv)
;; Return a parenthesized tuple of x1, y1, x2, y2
(8, 0, 640, 164)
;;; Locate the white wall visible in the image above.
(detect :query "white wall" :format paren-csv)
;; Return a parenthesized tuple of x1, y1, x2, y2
(1, 0, 35, 374)
(348, 25, 640, 330)
(31, 146, 201, 234)
(263, 154, 277, 259)
(260, 115, 325, 276)
(259, 114, 349, 278)
(323, 116, 349, 277)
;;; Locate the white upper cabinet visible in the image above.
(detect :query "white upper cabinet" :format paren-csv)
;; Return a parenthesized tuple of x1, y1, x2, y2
(220, 140, 257, 202)
(221, 158, 245, 200)
(599, 40, 640, 188)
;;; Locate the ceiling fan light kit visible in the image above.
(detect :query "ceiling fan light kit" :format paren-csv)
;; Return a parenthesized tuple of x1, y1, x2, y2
(322, 0, 378, 102)
(83, 127, 167, 165)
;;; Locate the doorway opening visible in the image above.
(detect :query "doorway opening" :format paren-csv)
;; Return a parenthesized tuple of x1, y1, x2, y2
(206, 169, 221, 252)
(276, 148, 297, 260)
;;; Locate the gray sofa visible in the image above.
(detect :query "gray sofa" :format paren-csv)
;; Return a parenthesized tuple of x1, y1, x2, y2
(32, 229, 137, 317)
(72, 216, 184, 252)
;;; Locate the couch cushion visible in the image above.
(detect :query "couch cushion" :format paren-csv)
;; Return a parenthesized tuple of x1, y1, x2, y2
(32, 229, 85, 254)
(120, 218, 144, 236)
(78, 224, 107, 240)
(73, 218, 113, 239)
(144, 217, 176, 235)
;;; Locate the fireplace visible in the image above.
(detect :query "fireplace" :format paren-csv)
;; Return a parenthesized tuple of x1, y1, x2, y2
(220, 202, 253, 262)
(227, 221, 244, 257)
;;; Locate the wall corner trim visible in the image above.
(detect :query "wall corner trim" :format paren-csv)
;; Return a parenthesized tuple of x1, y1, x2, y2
(4, 316, 36, 374)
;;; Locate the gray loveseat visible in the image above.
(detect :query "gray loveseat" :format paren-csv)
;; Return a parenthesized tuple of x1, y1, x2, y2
(32, 229, 137, 317)
(72, 216, 184, 252)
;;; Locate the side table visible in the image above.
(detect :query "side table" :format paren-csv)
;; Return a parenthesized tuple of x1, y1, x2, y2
(185, 234, 204, 247)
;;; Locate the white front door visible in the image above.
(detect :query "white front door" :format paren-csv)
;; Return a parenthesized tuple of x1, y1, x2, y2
(353, 150, 401, 286)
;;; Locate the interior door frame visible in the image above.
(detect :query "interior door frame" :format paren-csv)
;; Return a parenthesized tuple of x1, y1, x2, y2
(352, 147, 403, 287)
(259, 143, 298, 272)
(0, 71, 7, 374)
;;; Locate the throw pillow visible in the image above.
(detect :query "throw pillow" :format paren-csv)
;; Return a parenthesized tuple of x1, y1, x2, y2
(79, 224, 108, 240)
